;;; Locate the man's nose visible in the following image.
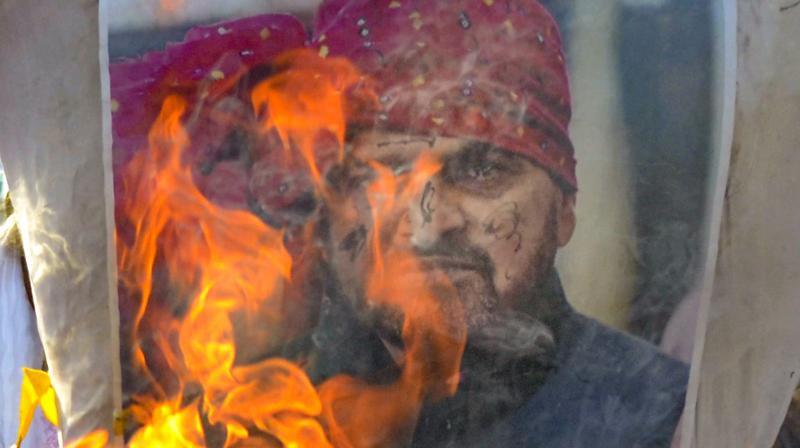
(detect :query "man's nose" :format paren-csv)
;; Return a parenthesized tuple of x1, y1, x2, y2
(407, 180, 467, 251)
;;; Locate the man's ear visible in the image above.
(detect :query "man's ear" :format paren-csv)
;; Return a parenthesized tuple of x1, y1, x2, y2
(556, 191, 576, 248)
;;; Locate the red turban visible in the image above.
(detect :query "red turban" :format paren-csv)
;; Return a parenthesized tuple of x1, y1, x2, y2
(110, 0, 576, 228)
(315, 0, 576, 190)
(110, 15, 309, 218)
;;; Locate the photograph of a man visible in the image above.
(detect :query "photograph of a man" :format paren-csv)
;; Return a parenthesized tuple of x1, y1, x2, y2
(110, 0, 694, 446)
(297, 0, 690, 446)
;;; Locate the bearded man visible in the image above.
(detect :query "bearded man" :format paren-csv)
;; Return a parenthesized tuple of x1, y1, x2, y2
(299, 1, 689, 447)
(110, 0, 689, 446)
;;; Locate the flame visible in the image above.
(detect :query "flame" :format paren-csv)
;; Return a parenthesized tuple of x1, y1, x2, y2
(65, 430, 109, 448)
(129, 400, 205, 447)
(251, 50, 362, 185)
(117, 93, 327, 446)
(156, 0, 186, 23)
(318, 154, 466, 447)
(116, 48, 465, 447)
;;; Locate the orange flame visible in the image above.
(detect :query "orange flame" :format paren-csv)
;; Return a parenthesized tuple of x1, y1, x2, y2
(117, 48, 465, 447)
(251, 50, 362, 184)
(129, 400, 205, 447)
(65, 430, 109, 448)
(318, 154, 466, 447)
(117, 93, 327, 446)
(156, 0, 186, 23)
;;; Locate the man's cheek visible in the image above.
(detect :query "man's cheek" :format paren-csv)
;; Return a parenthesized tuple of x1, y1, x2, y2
(480, 202, 524, 251)
(492, 260, 515, 298)
(488, 235, 530, 298)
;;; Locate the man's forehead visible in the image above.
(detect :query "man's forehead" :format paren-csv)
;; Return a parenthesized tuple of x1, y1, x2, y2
(348, 131, 465, 163)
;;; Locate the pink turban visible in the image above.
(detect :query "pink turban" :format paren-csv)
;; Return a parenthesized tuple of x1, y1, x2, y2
(315, 0, 576, 190)
(110, 0, 575, 227)
(111, 15, 309, 218)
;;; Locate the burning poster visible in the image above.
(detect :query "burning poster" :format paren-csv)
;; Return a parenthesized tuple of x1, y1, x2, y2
(106, 0, 721, 446)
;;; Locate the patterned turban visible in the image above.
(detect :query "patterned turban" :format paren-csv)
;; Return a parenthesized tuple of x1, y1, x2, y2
(110, 0, 575, 230)
(315, 0, 576, 190)
(111, 15, 309, 221)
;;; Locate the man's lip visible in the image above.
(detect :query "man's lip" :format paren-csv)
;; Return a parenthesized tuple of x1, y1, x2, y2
(416, 256, 483, 272)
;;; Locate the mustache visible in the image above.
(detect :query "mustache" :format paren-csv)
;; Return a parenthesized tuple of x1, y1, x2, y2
(412, 236, 495, 276)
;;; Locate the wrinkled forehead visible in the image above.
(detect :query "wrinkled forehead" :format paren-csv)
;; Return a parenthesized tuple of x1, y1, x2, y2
(348, 131, 464, 164)
(346, 130, 529, 169)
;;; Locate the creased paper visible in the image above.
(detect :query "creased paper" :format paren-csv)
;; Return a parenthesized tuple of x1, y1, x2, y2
(0, 0, 120, 443)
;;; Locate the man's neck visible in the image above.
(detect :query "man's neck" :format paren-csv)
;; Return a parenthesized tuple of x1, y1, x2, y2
(515, 269, 574, 343)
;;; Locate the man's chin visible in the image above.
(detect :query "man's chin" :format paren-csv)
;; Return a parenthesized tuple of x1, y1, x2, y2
(357, 270, 504, 347)
(360, 297, 555, 375)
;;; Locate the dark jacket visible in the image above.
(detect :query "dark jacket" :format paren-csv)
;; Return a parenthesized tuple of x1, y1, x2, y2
(306, 277, 689, 448)
(465, 313, 688, 447)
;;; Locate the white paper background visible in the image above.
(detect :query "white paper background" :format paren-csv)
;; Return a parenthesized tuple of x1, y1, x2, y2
(1, 0, 799, 445)
(0, 240, 45, 447)
(685, 1, 800, 446)
(0, 0, 120, 443)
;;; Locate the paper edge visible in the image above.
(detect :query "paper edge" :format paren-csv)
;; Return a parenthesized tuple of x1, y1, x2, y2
(678, 0, 738, 446)
(98, 0, 124, 445)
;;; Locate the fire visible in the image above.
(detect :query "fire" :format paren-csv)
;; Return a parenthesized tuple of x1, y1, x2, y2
(156, 0, 186, 22)
(251, 50, 362, 184)
(115, 48, 465, 447)
(65, 430, 109, 448)
(129, 400, 205, 447)
(117, 93, 326, 446)
(319, 154, 466, 448)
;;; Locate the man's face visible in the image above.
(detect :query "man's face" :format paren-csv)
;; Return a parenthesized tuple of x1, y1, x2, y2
(323, 130, 575, 337)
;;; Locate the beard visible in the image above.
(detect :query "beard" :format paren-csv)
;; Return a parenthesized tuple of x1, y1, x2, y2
(333, 197, 562, 366)
(408, 207, 563, 446)
(318, 200, 565, 443)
